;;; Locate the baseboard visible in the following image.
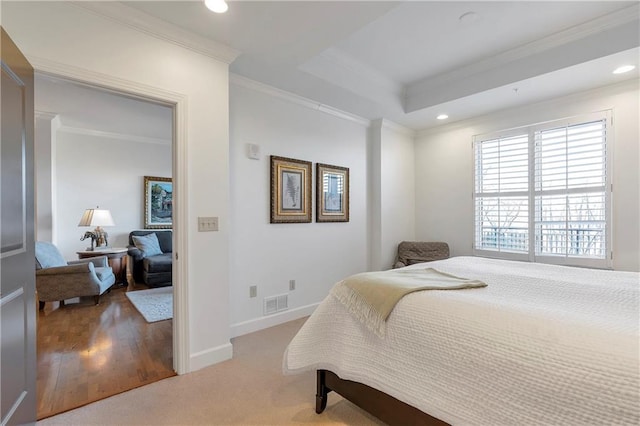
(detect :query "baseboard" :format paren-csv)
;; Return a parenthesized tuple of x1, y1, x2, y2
(230, 302, 319, 338)
(189, 342, 233, 373)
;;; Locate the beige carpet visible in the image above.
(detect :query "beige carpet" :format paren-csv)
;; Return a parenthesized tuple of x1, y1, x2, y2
(37, 317, 385, 425)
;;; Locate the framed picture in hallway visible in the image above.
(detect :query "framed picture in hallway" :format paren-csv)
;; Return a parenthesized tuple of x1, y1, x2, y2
(270, 156, 312, 223)
(144, 176, 173, 229)
(316, 163, 349, 222)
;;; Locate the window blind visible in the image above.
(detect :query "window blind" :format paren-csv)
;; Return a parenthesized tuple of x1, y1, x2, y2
(474, 134, 529, 253)
(473, 113, 610, 266)
(534, 120, 607, 258)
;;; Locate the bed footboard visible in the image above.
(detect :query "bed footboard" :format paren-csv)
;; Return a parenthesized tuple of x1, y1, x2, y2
(315, 369, 448, 426)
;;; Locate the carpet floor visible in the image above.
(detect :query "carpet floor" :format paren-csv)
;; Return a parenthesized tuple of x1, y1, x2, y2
(37, 317, 385, 425)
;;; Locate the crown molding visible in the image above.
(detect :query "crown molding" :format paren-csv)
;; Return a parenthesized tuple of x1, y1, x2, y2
(407, 4, 640, 112)
(58, 125, 171, 146)
(69, 1, 241, 64)
(299, 47, 404, 117)
(230, 73, 371, 127)
(414, 4, 640, 90)
(380, 119, 415, 138)
(415, 78, 639, 140)
(310, 47, 403, 96)
(35, 111, 59, 121)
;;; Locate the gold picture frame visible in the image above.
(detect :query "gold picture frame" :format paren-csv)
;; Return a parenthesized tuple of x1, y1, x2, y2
(144, 176, 172, 229)
(316, 163, 349, 222)
(270, 156, 312, 223)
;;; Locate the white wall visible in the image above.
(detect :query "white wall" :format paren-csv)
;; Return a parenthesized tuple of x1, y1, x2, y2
(53, 131, 171, 260)
(228, 81, 417, 335)
(415, 80, 640, 272)
(368, 119, 417, 270)
(34, 113, 59, 242)
(3, 1, 233, 370)
(379, 121, 416, 269)
(229, 79, 370, 334)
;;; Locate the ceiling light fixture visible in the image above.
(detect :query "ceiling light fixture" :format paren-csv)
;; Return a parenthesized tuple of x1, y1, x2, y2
(205, 0, 228, 13)
(613, 65, 635, 74)
(437, 114, 449, 120)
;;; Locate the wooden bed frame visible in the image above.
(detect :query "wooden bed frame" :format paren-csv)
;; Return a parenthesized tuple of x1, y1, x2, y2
(315, 370, 449, 426)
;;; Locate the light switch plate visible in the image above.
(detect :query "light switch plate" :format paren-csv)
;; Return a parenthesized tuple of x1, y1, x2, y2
(198, 216, 219, 232)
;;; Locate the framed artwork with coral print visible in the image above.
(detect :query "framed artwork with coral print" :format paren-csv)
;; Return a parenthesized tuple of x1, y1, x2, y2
(270, 156, 312, 223)
(144, 176, 172, 229)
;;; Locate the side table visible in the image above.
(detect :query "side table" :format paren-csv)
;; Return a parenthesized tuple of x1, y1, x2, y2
(77, 247, 128, 286)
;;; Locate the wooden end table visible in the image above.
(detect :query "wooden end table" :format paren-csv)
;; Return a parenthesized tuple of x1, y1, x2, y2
(77, 247, 128, 286)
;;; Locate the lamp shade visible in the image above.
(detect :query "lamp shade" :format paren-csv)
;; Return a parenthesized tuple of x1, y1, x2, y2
(78, 208, 115, 227)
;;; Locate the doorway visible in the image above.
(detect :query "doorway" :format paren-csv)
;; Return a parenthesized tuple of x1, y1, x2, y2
(34, 74, 177, 419)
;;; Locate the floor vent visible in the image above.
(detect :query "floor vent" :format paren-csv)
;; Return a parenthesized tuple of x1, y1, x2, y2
(264, 294, 288, 315)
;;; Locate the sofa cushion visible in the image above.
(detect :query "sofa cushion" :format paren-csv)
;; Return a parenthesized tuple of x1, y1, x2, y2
(143, 253, 173, 273)
(129, 230, 172, 253)
(153, 231, 172, 253)
(94, 266, 115, 282)
(132, 233, 163, 258)
(143, 271, 172, 287)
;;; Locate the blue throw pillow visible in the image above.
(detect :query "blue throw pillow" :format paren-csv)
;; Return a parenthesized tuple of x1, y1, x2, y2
(132, 233, 163, 258)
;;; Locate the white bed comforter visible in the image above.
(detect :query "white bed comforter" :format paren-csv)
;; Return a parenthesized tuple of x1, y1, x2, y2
(283, 256, 640, 425)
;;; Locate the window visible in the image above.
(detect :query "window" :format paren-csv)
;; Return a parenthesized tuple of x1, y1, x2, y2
(474, 112, 611, 268)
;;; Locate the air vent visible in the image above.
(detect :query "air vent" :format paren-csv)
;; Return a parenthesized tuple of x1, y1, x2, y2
(264, 294, 288, 315)
(276, 294, 288, 311)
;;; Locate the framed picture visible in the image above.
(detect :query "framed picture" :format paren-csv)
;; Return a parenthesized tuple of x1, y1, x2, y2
(316, 163, 349, 222)
(144, 176, 173, 229)
(270, 156, 312, 223)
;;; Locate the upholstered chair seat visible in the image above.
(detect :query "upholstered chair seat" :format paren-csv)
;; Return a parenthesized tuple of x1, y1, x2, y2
(35, 241, 115, 309)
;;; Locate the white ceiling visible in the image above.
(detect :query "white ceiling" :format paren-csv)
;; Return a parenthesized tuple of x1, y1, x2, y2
(123, 0, 640, 130)
(38, 1, 640, 135)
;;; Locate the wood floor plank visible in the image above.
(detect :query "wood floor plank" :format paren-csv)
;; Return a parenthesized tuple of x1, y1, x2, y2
(37, 285, 175, 419)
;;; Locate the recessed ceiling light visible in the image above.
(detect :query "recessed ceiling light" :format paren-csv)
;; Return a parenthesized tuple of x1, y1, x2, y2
(613, 65, 636, 74)
(205, 0, 228, 13)
(437, 114, 449, 120)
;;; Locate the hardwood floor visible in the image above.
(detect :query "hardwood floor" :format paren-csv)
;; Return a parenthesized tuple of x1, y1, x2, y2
(36, 283, 175, 420)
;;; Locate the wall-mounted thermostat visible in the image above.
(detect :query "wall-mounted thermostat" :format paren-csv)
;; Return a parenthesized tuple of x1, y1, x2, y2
(247, 143, 260, 160)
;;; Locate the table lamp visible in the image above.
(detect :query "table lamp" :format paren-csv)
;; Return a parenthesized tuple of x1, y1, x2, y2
(78, 207, 115, 250)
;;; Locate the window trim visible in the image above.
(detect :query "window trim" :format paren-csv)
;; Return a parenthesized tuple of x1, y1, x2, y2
(472, 111, 613, 269)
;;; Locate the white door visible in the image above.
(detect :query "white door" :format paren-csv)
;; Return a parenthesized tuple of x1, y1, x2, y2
(1, 27, 36, 425)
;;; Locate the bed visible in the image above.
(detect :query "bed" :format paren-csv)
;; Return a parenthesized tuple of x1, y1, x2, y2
(283, 256, 639, 425)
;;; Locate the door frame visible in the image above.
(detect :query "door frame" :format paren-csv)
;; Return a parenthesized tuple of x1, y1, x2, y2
(30, 56, 190, 374)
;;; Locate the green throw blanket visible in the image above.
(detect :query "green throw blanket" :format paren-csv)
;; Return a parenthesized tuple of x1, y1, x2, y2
(330, 268, 487, 337)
